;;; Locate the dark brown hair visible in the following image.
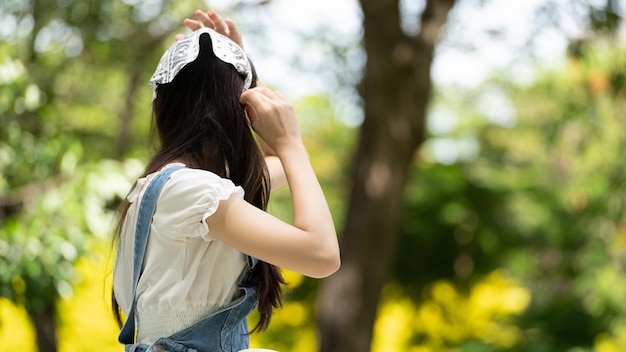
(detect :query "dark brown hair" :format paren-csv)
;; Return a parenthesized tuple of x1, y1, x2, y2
(112, 33, 285, 333)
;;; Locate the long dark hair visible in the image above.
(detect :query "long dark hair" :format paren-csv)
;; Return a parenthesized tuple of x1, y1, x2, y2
(112, 33, 285, 333)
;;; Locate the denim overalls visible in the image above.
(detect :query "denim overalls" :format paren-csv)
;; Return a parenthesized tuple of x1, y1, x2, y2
(118, 165, 260, 352)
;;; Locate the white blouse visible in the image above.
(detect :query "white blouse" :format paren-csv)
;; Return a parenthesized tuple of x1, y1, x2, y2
(113, 163, 246, 343)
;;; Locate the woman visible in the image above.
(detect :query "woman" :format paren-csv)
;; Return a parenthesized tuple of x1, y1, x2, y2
(112, 9, 340, 352)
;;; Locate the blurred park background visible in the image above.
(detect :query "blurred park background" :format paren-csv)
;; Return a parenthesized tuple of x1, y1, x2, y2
(1, 0, 626, 351)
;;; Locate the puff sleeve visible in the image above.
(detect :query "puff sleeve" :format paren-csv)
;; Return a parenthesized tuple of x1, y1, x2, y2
(151, 168, 245, 241)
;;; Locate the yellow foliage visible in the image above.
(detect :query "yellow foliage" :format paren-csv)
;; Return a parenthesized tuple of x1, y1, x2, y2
(372, 270, 531, 351)
(2, 265, 533, 352)
(372, 295, 418, 352)
(0, 243, 120, 352)
(275, 301, 309, 327)
(282, 269, 304, 289)
(249, 298, 316, 351)
(594, 320, 626, 352)
(56, 245, 120, 352)
(6, 250, 597, 352)
(0, 297, 37, 351)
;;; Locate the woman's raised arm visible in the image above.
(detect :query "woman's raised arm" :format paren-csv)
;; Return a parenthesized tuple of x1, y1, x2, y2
(206, 87, 340, 278)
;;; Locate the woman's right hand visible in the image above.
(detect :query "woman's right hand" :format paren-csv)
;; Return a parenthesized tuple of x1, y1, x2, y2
(240, 88, 303, 155)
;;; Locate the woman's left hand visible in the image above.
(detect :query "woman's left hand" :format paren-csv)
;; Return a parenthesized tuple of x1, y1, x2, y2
(174, 9, 244, 49)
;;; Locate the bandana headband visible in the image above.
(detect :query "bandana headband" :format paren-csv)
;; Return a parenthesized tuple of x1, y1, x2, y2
(149, 27, 253, 100)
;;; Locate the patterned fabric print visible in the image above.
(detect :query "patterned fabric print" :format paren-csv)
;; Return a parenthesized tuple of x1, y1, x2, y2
(149, 27, 252, 100)
(210, 31, 252, 89)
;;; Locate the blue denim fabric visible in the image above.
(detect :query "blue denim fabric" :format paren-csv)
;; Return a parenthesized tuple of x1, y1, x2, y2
(118, 165, 260, 352)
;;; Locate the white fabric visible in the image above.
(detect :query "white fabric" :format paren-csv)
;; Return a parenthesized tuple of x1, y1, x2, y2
(149, 27, 252, 101)
(113, 163, 246, 343)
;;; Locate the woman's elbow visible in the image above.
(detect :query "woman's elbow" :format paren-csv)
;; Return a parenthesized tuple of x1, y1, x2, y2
(309, 248, 341, 279)
(325, 252, 342, 277)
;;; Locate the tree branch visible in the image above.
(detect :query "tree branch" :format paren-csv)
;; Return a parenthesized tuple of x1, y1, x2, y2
(417, 0, 456, 47)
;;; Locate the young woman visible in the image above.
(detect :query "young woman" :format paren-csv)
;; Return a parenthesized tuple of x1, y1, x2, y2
(112, 9, 340, 352)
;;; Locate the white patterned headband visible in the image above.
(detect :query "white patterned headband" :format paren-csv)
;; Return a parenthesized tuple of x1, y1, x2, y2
(149, 27, 253, 100)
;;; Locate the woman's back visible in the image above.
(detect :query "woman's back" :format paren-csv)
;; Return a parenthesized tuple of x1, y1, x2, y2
(113, 164, 247, 343)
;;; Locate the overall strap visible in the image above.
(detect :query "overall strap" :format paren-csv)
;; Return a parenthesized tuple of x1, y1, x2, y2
(119, 165, 185, 344)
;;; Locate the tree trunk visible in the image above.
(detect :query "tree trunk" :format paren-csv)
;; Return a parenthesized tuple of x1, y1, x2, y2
(117, 69, 141, 157)
(316, 1, 456, 351)
(29, 303, 58, 352)
(115, 36, 165, 158)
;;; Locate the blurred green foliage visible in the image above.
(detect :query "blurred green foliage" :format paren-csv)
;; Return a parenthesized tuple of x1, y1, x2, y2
(0, 159, 141, 312)
(393, 41, 626, 351)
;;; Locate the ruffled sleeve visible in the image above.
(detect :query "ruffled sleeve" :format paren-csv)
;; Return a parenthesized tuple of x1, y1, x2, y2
(151, 167, 245, 241)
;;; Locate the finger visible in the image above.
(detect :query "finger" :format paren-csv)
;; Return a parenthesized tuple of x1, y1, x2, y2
(193, 10, 215, 29)
(208, 9, 229, 35)
(174, 33, 185, 41)
(239, 89, 265, 109)
(240, 88, 275, 117)
(183, 18, 203, 31)
(225, 18, 244, 48)
(240, 87, 277, 105)
(274, 91, 286, 99)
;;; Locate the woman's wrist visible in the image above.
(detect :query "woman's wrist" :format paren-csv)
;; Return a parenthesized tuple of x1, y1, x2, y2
(274, 140, 307, 160)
